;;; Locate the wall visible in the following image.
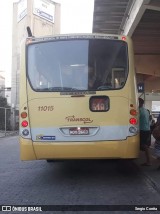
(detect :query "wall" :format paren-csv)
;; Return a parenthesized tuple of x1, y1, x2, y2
(135, 55, 160, 93)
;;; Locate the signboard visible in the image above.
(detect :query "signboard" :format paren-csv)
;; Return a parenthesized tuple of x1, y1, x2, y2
(137, 82, 144, 93)
(33, 0, 55, 23)
(17, 0, 27, 22)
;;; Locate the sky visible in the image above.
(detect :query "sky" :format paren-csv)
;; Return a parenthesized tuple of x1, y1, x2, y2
(0, 0, 94, 87)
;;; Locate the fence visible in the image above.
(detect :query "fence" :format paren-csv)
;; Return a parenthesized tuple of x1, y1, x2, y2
(0, 107, 19, 137)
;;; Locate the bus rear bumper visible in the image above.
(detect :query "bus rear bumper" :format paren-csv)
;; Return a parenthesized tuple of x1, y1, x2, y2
(20, 135, 139, 160)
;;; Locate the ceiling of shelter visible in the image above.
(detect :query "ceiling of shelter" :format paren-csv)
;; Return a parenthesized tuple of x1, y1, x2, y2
(92, 0, 133, 34)
(132, 9, 160, 55)
(92, 0, 160, 93)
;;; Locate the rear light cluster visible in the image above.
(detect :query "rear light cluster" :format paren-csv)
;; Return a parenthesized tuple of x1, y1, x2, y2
(21, 112, 28, 127)
(20, 109, 30, 137)
(129, 104, 138, 134)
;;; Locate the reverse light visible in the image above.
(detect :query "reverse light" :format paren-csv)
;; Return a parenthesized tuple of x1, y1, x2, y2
(129, 118, 137, 125)
(129, 126, 138, 134)
(21, 112, 27, 118)
(21, 120, 28, 127)
(22, 129, 29, 136)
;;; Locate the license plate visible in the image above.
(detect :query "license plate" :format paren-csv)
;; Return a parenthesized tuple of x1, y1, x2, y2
(69, 127, 89, 135)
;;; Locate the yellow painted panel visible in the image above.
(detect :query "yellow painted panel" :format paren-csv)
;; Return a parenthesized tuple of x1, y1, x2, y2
(21, 135, 139, 160)
(20, 137, 36, 160)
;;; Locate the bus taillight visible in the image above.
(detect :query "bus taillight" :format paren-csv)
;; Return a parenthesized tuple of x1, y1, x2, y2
(21, 112, 27, 118)
(21, 120, 28, 127)
(129, 118, 137, 125)
(130, 109, 137, 116)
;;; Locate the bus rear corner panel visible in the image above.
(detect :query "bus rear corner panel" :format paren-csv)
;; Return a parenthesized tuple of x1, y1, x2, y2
(20, 137, 37, 160)
(123, 135, 140, 159)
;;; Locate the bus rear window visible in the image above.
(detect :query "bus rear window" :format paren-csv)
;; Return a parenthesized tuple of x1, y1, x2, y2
(27, 39, 128, 92)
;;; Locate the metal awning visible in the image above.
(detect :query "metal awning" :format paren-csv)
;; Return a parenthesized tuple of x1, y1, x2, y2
(92, 0, 134, 34)
(92, 0, 160, 93)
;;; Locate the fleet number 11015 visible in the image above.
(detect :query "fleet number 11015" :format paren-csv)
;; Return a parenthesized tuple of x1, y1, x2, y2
(38, 106, 54, 111)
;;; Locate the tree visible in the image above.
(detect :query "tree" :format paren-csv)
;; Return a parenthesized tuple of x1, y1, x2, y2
(0, 96, 11, 130)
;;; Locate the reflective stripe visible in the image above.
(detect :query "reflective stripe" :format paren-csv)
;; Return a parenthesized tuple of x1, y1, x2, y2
(27, 125, 139, 142)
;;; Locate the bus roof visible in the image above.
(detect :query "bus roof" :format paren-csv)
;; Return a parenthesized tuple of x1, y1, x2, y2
(26, 33, 129, 43)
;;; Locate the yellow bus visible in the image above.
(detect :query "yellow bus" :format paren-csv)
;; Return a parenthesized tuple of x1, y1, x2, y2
(19, 33, 139, 161)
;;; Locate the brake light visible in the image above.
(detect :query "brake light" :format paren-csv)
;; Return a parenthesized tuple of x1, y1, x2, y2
(129, 118, 137, 125)
(21, 120, 28, 127)
(21, 112, 27, 118)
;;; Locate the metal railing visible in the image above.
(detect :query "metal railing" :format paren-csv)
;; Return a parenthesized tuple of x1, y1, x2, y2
(0, 107, 19, 137)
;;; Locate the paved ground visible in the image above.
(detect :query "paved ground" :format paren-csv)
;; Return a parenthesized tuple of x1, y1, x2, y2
(0, 131, 18, 138)
(0, 136, 160, 214)
(135, 140, 160, 191)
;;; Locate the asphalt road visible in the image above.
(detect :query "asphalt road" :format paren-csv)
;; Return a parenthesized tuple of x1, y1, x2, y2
(0, 136, 160, 214)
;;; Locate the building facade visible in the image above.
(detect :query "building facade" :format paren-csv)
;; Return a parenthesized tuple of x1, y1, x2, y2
(11, 0, 61, 111)
(0, 72, 5, 98)
(5, 87, 11, 106)
(0, 75, 5, 98)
